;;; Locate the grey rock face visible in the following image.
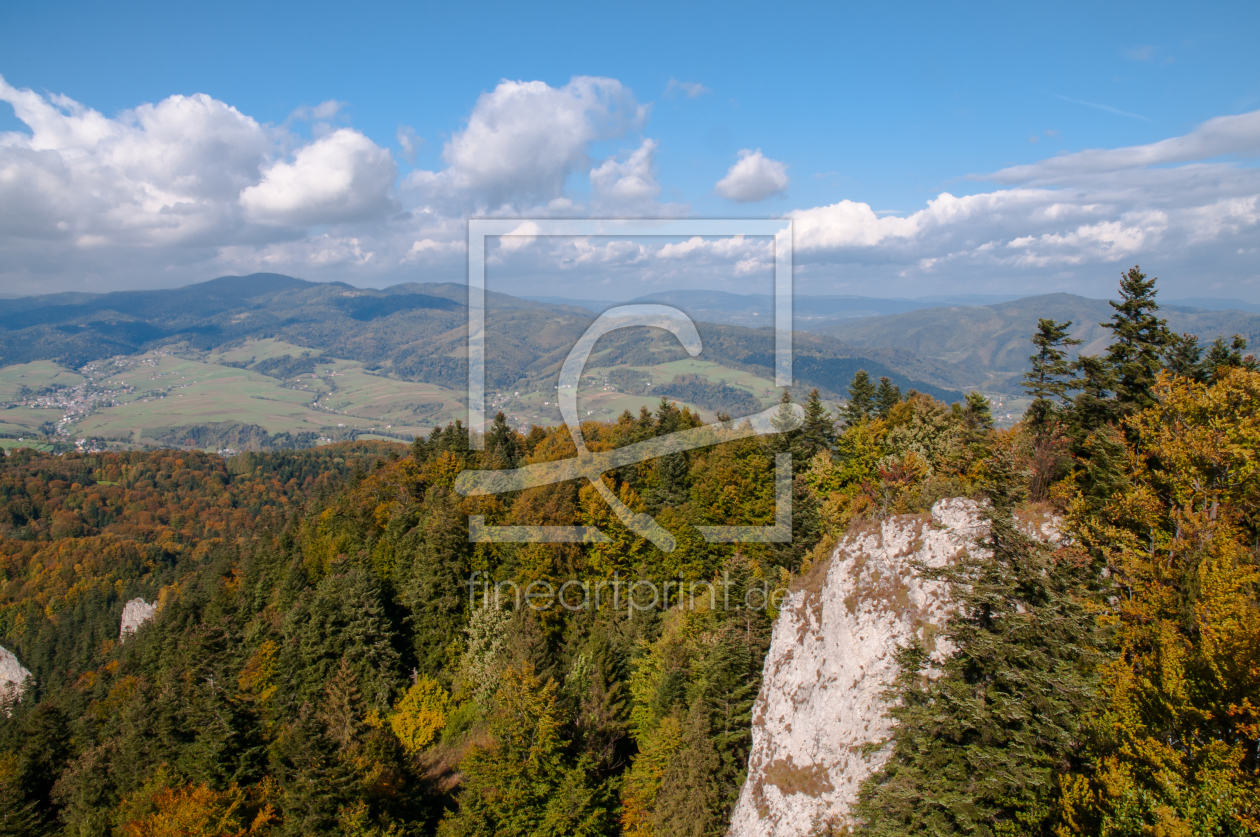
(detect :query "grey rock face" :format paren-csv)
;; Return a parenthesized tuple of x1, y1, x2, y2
(728, 498, 988, 837)
(1, 645, 32, 711)
(120, 598, 157, 640)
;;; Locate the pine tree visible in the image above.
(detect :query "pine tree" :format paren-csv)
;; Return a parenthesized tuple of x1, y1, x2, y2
(643, 399, 691, 513)
(0, 754, 41, 836)
(655, 397, 683, 435)
(1165, 332, 1206, 381)
(273, 706, 361, 836)
(438, 664, 610, 837)
(1102, 265, 1173, 413)
(765, 389, 798, 458)
(1203, 333, 1258, 380)
(962, 391, 994, 438)
(483, 411, 522, 469)
(1067, 354, 1121, 433)
(799, 388, 837, 461)
(844, 370, 877, 424)
(399, 491, 471, 676)
(855, 448, 1109, 836)
(1022, 318, 1082, 431)
(874, 377, 901, 418)
(645, 454, 690, 514)
(652, 703, 724, 837)
(11, 701, 71, 831)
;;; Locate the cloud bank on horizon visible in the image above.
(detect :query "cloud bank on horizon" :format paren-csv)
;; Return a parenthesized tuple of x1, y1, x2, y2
(1, 72, 1258, 300)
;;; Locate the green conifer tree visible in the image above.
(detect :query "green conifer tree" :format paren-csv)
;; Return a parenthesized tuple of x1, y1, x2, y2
(273, 706, 362, 836)
(799, 388, 837, 462)
(844, 370, 877, 424)
(1068, 354, 1121, 433)
(399, 492, 472, 676)
(438, 664, 610, 837)
(1102, 266, 1174, 413)
(1203, 333, 1258, 380)
(652, 702, 724, 837)
(484, 411, 522, 469)
(1165, 332, 1206, 381)
(1022, 318, 1082, 431)
(0, 754, 42, 836)
(874, 377, 901, 418)
(962, 391, 994, 437)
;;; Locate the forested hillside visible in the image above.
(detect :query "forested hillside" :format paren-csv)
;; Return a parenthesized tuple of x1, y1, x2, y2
(0, 267, 1256, 836)
(816, 291, 1260, 393)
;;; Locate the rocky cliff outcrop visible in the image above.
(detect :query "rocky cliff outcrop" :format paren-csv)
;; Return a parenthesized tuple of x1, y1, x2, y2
(728, 498, 988, 836)
(120, 598, 157, 640)
(1, 645, 31, 711)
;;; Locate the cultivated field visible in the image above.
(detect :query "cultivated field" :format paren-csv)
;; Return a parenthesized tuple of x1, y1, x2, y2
(0, 361, 85, 400)
(1, 336, 796, 449)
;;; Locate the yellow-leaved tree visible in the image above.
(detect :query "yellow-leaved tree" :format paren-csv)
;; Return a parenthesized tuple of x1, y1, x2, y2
(119, 775, 275, 837)
(1059, 368, 1260, 835)
(388, 675, 451, 755)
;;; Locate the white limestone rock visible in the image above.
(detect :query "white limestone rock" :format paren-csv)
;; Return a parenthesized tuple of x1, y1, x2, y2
(1, 645, 32, 711)
(728, 498, 989, 837)
(120, 598, 157, 640)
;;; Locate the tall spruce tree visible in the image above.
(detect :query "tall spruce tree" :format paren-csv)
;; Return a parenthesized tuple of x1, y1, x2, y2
(0, 754, 41, 836)
(645, 398, 691, 513)
(784, 388, 837, 471)
(1165, 332, 1206, 381)
(874, 377, 901, 418)
(855, 448, 1109, 836)
(652, 702, 724, 837)
(484, 410, 522, 469)
(961, 391, 995, 445)
(1102, 266, 1173, 413)
(1203, 334, 1258, 379)
(844, 370, 877, 425)
(438, 664, 610, 837)
(1023, 318, 1082, 432)
(1068, 354, 1121, 433)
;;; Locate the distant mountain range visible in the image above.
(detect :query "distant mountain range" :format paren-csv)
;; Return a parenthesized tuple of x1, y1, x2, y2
(4, 277, 1257, 407)
(523, 290, 1028, 328)
(813, 293, 1260, 391)
(525, 289, 1260, 332)
(0, 274, 967, 406)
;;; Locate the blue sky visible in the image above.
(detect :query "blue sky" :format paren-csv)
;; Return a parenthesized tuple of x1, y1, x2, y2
(2, 0, 1259, 300)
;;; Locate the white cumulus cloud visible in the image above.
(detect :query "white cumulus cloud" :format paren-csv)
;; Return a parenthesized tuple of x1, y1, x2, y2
(715, 149, 789, 202)
(590, 139, 661, 208)
(240, 128, 397, 226)
(405, 76, 648, 211)
(0, 74, 272, 247)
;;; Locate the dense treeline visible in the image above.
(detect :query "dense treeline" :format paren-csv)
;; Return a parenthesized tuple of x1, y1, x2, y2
(0, 266, 1255, 836)
(0, 443, 403, 700)
(0, 365, 986, 835)
(608, 371, 763, 417)
(0, 395, 824, 834)
(146, 423, 322, 452)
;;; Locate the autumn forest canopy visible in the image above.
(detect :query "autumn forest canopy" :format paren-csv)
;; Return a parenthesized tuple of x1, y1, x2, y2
(0, 267, 1257, 836)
